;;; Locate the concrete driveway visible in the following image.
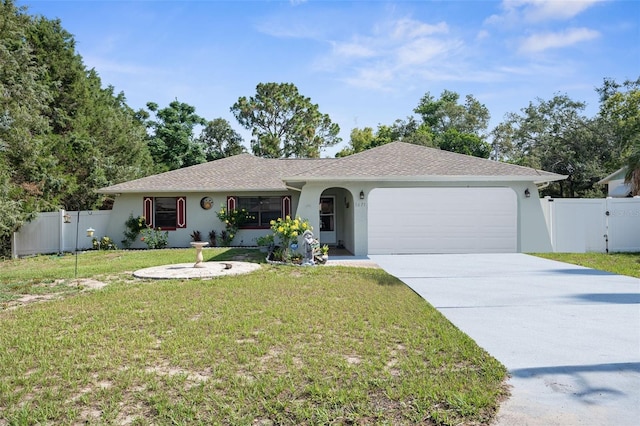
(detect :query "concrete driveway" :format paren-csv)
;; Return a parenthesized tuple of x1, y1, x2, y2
(370, 253, 640, 426)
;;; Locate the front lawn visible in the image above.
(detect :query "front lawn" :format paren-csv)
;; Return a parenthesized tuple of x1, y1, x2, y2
(0, 249, 507, 425)
(533, 252, 640, 278)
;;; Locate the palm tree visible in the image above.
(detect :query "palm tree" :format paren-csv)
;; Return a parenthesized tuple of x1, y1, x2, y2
(625, 139, 640, 196)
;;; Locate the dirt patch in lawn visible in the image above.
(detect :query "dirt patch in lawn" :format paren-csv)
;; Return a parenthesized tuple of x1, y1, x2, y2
(3, 278, 109, 311)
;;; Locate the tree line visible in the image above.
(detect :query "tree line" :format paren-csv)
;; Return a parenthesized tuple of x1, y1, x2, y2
(1, 0, 638, 256)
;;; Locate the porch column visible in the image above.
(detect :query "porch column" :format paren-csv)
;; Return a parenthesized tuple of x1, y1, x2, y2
(295, 184, 324, 240)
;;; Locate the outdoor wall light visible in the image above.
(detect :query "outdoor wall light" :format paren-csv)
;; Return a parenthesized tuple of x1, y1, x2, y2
(359, 190, 365, 200)
(63, 212, 71, 223)
(86, 227, 95, 238)
(524, 188, 531, 198)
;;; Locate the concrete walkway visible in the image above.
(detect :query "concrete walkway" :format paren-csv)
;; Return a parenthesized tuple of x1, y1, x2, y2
(370, 253, 640, 426)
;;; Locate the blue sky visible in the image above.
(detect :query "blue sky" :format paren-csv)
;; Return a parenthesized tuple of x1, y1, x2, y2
(21, 0, 640, 157)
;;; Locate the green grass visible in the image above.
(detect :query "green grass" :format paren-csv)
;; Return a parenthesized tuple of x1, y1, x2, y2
(0, 249, 507, 425)
(533, 252, 640, 278)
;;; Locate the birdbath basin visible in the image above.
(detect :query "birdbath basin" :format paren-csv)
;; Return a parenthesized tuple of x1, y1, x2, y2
(190, 242, 209, 268)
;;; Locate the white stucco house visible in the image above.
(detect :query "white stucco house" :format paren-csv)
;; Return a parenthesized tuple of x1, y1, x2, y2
(98, 142, 566, 255)
(597, 167, 633, 198)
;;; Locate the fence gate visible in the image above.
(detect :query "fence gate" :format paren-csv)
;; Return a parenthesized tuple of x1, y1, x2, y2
(542, 197, 640, 253)
(606, 198, 640, 252)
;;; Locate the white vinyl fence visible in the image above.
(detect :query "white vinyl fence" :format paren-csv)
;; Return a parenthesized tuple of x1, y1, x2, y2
(541, 197, 640, 253)
(10, 199, 640, 258)
(11, 210, 111, 258)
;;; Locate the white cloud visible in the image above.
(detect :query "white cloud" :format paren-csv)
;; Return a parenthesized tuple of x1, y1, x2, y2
(521, 0, 603, 21)
(343, 67, 396, 91)
(396, 38, 459, 66)
(331, 39, 377, 59)
(476, 29, 491, 40)
(315, 16, 467, 90)
(389, 18, 449, 39)
(486, 0, 604, 25)
(519, 27, 600, 53)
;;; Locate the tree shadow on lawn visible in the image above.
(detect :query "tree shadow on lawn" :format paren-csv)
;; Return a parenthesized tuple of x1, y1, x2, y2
(204, 248, 266, 263)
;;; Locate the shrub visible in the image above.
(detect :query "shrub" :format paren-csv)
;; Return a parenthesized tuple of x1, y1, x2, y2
(122, 214, 146, 248)
(140, 228, 169, 249)
(216, 206, 253, 246)
(190, 230, 202, 242)
(270, 216, 311, 261)
(255, 234, 274, 247)
(208, 230, 217, 246)
(92, 236, 117, 250)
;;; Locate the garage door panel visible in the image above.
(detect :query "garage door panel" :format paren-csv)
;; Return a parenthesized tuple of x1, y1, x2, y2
(368, 188, 517, 254)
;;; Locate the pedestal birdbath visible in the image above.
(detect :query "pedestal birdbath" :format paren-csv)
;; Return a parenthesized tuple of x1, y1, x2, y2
(190, 241, 209, 268)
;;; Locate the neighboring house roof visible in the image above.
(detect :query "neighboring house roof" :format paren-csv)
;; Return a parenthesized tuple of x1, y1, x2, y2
(98, 142, 565, 194)
(597, 167, 627, 185)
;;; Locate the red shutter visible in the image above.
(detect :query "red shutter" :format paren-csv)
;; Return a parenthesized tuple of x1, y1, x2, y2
(143, 197, 154, 228)
(176, 196, 187, 228)
(282, 196, 291, 218)
(226, 196, 237, 212)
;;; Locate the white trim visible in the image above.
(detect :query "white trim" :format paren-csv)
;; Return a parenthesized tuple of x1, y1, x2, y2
(597, 167, 627, 185)
(283, 175, 566, 184)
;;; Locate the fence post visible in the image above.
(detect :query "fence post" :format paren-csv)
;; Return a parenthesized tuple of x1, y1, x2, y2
(11, 232, 17, 259)
(59, 209, 65, 254)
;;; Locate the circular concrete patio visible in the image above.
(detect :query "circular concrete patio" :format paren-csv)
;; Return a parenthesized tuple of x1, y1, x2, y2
(133, 261, 261, 280)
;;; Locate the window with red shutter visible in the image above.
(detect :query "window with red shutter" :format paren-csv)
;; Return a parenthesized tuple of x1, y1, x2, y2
(142, 196, 187, 230)
(143, 197, 154, 227)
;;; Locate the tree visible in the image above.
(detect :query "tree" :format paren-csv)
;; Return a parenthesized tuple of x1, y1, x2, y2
(414, 90, 491, 157)
(197, 118, 246, 161)
(336, 117, 434, 158)
(626, 140, 640, 196)
(415, 90, 490, 136)
(335, 127, 376, 157)
(498, 94, 608, 197)
(145, 100, 206, 170)
(596, 77, 640, 195)
(0, 0, 156, 254)
(26, 15, 154, 209)
(0, 0, 54, 255)
(489, 122, 517, 161)
(231, 82, 341, 158)
(439, 129, 491, 158)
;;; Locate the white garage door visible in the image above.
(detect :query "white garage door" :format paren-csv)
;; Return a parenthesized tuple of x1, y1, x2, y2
(368, 188, 517, 254)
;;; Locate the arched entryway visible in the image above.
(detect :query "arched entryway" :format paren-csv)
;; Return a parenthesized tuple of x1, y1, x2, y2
(319, 187, 355, 254)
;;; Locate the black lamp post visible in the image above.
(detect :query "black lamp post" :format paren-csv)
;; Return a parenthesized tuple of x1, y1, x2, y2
(62, 209, 93, 280)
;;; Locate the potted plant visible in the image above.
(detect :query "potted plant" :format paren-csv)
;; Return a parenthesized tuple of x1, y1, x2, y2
(321, 244, 329, 261)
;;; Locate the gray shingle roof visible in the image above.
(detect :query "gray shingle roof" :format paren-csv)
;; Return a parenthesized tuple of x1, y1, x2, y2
(286, 142, 563, 181)
(99, 142, 565, 194)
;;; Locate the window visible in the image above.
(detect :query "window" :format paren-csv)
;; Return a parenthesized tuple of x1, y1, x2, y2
(230, 196, 291, 228)
(319, 197, 335, 231)
(143, 196, 186, 229)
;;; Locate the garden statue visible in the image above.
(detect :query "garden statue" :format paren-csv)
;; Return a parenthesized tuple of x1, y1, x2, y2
(302, 230, 315, 265)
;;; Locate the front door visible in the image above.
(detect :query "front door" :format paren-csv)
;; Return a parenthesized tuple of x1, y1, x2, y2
(319, 196, 336, 244)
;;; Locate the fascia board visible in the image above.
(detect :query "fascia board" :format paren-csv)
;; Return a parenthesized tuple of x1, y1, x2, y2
(282, 175, 567, 184)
